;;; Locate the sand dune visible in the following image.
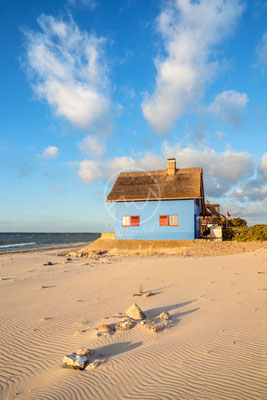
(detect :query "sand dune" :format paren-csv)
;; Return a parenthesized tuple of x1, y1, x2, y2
(0, 245, 266, 399)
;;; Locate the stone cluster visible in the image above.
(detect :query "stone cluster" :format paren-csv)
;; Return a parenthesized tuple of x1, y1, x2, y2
(67, 250, 102, 259)
(94, 304, 173, 337)
(63, 304, 173, 370)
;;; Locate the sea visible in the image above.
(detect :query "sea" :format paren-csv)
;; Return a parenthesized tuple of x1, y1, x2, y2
(0, 232, 101, 252)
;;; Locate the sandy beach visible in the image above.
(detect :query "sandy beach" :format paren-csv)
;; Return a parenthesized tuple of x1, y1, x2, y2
(0, 243, 266, 400)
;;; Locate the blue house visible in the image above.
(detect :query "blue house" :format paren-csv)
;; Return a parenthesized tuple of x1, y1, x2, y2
(107, 158, 205, 240)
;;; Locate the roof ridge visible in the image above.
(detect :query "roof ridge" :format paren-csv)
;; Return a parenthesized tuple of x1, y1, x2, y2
(119, 166, 203, 176)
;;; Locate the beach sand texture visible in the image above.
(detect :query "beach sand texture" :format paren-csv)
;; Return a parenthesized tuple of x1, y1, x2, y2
(0, 245, 266, 399)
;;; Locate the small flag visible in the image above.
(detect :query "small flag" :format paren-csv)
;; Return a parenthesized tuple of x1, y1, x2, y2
(227, 211, 231, 218)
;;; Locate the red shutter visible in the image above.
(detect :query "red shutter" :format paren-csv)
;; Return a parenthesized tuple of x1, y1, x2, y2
(131, 216, 140, 226)
(159, 215, 168, 226)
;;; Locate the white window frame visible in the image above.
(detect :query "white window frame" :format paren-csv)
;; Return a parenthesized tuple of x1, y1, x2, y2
(122, 216, 130, 227)
(169, 214, 178, 226)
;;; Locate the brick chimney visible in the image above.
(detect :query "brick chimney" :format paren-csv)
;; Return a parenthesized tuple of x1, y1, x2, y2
(167, 158, 176, 175)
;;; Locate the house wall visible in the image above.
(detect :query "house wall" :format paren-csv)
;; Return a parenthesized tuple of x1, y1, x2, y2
(194, 200, 201, 239)
(114, 199, 197, 240)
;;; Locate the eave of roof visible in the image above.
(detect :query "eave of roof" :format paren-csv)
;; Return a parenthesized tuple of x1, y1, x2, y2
(107, 196, 202, 202)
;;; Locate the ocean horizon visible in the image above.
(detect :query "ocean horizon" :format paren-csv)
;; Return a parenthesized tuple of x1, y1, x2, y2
(0, 232, 101, 252)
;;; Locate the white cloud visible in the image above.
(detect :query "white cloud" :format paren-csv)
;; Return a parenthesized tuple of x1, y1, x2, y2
(142, 0, 245, 134)
(105, 154, 165, 179)
(76, 160, 102, 184)
(162, 142, 254, 197)
(226, 152, 267, 203)
(40, 145, 59, 159)
(256, 31, 267, 67)
(137, 153, 166, 171)
(229, 187, 267, 202)
(105, 156, 138, 178)
(208, 90, 248, 129)
(224, 199, 267, 224)
(78, 135, 106, 158)
(25, 14, 111, 134)
(258, 153, 267, 178)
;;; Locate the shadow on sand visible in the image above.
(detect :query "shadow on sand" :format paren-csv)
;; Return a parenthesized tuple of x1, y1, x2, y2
(95, 341, 143, 360)
(145, 299, 198, 318)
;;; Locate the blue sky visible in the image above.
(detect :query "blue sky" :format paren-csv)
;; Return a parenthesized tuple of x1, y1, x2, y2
(0, 0, 267, 232)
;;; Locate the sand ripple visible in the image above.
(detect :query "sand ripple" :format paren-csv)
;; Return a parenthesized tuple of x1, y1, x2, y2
(0, 249, 266, 399)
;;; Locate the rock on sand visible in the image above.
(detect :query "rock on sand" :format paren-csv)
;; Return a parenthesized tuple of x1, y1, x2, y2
(115, 319, 135, 331)
(63, 353, 88, 370)
(125, 303, 146, 320)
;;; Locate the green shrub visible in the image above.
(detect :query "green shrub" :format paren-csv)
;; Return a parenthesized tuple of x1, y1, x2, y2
(222, 228, 234, 241)
(228, 217, 247, 227)
(233, 224, 267, 241)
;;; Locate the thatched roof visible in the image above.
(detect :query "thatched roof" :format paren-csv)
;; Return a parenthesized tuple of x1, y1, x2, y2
(204, 203, 226, 225)
(107, 166, 205, 210)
